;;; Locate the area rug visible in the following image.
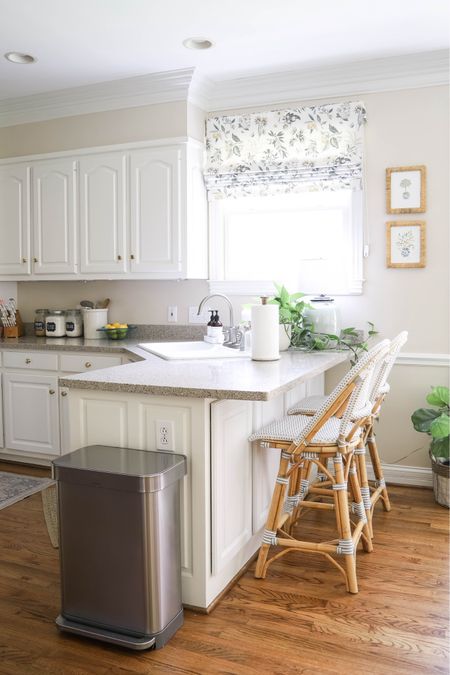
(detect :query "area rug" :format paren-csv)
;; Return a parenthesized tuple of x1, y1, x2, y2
(0, 471, 55, 510)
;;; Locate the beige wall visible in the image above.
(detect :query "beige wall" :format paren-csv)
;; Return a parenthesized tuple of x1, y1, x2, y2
(0, 100, 190, 158)
(5, 85, 449, 471)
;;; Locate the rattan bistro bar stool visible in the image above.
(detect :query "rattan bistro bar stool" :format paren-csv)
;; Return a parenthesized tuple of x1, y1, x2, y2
(249, 340, 390, 594)
(287, 332, 408, 524)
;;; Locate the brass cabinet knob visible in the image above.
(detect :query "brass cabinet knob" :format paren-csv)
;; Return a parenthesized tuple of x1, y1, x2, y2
(33, 257, 38, 263)
(22, 257, 27, 263)
(49, 389, 55, 395)
(61, 390, 68, 397)
(130, 254, 135, 260)
(85, 362, 92, 368)
(25, 358, 31, 364)
(117, 255, 122, 261)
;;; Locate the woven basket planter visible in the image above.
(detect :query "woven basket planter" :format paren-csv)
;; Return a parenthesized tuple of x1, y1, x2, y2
(430, 451, 450, 508)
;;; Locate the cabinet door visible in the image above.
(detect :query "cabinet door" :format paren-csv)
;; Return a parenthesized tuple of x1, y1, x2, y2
(130, 147, 181, 277)
(32, 159, 77, 274)
(0, 164, 30, 275)
(79, 152, 127, 273)
(252, 396, 285, 533)
(3, 373, 60, 455)
(211, 400, 253, 575)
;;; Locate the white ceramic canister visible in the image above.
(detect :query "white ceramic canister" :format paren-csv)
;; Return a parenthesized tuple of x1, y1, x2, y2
(45, 310, 66, 337)
(82, 308, 109, 339)
(65, 309, 83, 337)
(304, 295, 339, 335)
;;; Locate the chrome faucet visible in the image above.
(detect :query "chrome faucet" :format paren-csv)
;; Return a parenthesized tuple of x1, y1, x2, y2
(197, 293, 241, 348)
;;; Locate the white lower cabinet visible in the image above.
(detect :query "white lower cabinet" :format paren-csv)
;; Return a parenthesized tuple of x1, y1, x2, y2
(0, 373, 3, 449)
(3, 372, 60, 455)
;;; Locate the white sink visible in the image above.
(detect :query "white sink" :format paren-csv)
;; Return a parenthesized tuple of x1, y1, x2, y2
(138, 341, 249, 360)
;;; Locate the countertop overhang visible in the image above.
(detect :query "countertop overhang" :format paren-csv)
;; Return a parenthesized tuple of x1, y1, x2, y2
(0, 336, 347, 401)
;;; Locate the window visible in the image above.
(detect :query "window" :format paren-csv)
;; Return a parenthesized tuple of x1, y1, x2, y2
(209, 189, 363, 296)
(204, 101, 367, 296)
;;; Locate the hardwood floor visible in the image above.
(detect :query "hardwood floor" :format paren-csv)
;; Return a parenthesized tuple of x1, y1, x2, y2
(0, 461, 448, 675)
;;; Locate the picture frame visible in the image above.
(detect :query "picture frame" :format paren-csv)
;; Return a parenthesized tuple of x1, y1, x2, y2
(386, 220, 426, 268)
(386, 165, 426, 214)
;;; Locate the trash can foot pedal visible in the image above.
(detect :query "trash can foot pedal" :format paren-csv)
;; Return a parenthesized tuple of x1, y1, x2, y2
(56, 615, 156, 650)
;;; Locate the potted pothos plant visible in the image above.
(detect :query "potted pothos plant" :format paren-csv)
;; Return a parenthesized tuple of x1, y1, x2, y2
(269, 283, 377, 364)
(411, 386, 450, 508)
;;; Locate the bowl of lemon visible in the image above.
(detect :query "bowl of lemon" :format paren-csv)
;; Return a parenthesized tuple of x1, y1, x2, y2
(98, 322, 134, 340)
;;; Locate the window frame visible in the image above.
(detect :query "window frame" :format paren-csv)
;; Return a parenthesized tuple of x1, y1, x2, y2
(208, 190, 365, 296)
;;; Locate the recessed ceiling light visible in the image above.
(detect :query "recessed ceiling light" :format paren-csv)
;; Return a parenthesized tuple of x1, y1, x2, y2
(4, 52, 36, 64)
(182, 37, 213, 50)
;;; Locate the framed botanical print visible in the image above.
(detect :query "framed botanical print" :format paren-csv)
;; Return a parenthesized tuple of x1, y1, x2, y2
(386, 220, 426, 268)
(386, 165, 426, 214)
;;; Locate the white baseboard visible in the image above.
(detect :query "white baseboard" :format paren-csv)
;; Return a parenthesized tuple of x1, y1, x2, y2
(367, 462, 432, 488)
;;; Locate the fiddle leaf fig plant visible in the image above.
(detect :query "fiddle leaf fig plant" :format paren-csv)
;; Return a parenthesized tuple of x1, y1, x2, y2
(411, 386, 450, 461)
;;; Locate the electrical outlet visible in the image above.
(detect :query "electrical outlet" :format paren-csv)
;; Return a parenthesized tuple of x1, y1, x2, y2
(189, 305, 210, 324)
(167, 306, 178, 322)
(156, 420, 175, 451)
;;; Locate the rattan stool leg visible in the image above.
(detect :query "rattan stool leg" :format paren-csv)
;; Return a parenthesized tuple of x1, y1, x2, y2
(348, 459, 373, 553)
(333, 455, 358, 594)
(354, 440, 373, 538)
(367, 424, 391, 512)
(255, 450, 290, 579)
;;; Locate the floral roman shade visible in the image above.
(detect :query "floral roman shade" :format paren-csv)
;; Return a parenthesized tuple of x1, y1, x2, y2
(204, 101, 367, 198)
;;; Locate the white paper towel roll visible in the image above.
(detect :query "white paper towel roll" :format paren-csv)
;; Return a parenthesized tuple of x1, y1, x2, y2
(251, 303, 280, 361)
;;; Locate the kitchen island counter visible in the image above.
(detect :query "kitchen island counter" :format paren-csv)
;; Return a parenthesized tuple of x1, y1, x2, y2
(58, 349, 347, 401)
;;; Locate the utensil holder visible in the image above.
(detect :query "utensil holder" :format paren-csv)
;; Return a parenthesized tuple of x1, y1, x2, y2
(4, 326, 19, 338)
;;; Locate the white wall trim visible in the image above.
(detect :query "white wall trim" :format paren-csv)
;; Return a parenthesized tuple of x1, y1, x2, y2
(367, 462, 433, 488)
(0, 68, 196, 128)
(0, 50, 448, 128)
(205, 50, 449, 112)
(396, 353, 450, 367)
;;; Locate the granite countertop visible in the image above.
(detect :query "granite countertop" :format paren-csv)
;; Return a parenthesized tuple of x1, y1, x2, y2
(0, 335, 147, 355)
(59, 350, 347, 401)
(0, 334, 347, 401)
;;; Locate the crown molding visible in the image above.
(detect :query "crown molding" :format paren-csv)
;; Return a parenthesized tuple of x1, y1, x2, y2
(0, 68, 196, 128)
(0, 50, 448, 127)
(205, 50, 450, 112)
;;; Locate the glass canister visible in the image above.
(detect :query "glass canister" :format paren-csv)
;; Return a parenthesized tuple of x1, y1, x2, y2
(46, 310, 66, 337)
(34, 309, 49, 337)
(303, 295, 339, 335)
(65, 309, 83, 337)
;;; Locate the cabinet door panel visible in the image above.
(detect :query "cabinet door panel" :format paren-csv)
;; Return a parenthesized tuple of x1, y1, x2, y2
(0, 374, 3, 449)
(0, 165, 30, 275)
(252, 396, 284, 533)
(130, 147, 181, 276)
(211, 400, 253, 575)
(33, 159, 76, 274)
(79, 153, 127, 273)
(3, 373, 60, 455)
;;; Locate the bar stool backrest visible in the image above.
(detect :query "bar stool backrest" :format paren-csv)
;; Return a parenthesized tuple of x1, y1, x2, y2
(369, 331, 408, 408)
(293, 340, 391, 446)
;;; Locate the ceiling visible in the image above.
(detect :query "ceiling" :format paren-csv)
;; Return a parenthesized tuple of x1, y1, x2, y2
(0, 0, 449, 101)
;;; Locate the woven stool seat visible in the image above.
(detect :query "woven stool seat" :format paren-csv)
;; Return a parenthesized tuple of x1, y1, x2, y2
(249, 413, 360, 447)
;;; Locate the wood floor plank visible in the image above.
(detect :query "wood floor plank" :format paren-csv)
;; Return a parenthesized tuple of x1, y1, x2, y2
(0, 463, 448, 675)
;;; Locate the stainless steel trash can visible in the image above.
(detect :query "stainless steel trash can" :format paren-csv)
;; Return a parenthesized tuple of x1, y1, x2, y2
(53, 445, 187, 650)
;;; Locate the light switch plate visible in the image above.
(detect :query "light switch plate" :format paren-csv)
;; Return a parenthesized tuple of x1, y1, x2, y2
(168, 306, 178, 322)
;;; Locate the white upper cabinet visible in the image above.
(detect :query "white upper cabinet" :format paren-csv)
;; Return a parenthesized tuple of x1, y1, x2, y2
(0, 164, 30, 275)
(130, 146, 181, 277)
(32, 158, 77, 274)
(79, 152, 127, 274)
(0, 139, 207, 280)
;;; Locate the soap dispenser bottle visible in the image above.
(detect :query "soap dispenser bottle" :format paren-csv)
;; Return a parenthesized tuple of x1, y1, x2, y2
(210, 311, 224, 343)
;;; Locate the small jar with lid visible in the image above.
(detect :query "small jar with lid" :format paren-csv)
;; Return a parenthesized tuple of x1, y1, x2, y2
(65, 309, 83, 337)
(34, 309, 49, 337)
(46, 310, 66, 337)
